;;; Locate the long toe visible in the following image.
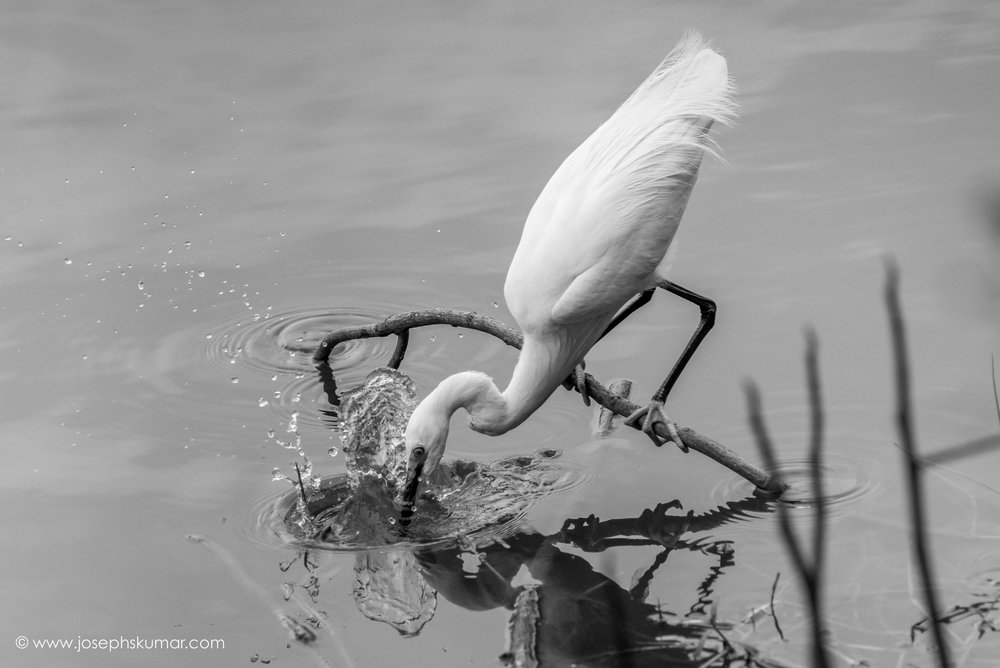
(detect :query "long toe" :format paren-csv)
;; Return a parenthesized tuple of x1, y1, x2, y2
(626, 402, 687, 451)
(574, 364, 591, 406)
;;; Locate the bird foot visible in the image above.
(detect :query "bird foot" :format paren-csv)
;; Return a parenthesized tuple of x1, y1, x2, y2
(625, 401, 687, 452)
(561, 363, 591, 406)
(574, 364, 591, 406)
(559, 513, 604, 552)
(637, 502, 693, 548)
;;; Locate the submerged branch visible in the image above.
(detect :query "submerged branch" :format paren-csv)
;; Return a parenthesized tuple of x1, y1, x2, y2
(313, 308, 786, 495)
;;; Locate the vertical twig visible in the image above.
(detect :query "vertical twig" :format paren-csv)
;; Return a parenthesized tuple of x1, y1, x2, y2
(769, 572, 785, 641)
(744, 383, 812, 584)
(885, 257, 953, 668)
(804, 328, 827, 623)
(744, 330, 830, 668)
(991, 354, 999, 428)
(294, 462, 309, 505)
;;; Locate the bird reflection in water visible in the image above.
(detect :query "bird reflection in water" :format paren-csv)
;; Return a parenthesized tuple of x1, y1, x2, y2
(282, 485, 780, 667)
(284, 361, 786, 664)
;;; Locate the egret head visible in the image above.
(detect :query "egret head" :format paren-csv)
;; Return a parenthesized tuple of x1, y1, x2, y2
(400, 402, 449, 506)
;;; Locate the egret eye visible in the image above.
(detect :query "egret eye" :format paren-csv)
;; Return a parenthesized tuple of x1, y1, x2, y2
(412, 445, 426, 461)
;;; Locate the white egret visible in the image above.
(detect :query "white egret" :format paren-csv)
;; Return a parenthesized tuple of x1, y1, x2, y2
(402, 32, 736, 504)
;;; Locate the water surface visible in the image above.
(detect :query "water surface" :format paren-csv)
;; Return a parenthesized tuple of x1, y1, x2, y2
(3, 1, 1000, 666)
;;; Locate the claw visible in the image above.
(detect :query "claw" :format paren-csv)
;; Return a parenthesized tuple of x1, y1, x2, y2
(574, 364, 590, 407)
(625, 401, 687, 452)
(562, 363, 591, 406)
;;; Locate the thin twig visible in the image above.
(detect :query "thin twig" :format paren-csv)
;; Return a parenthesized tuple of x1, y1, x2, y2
(769, 572, 785, 642)
(744, 330, 830, 668)
(744, 382, 811, 579)
(187, 534, 350, 668)
(294, 462, 309, 505)
(804, 328, 827, 629)
(885, 257, 953, 668)
(923, 434, 1000, 465)
(992, 354, 999, 428)
(802, 329, 830, 668)
(314, 308, 786, 494)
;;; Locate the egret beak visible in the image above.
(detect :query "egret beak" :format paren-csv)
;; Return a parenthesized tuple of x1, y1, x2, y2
(401, 446, 427, 509)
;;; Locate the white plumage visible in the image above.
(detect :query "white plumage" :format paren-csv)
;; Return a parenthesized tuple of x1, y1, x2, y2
(402, 33, 736, 499)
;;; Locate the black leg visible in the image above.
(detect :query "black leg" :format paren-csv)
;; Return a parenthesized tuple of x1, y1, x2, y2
(561, 288, 656, 399)
(599, 288, 655, 341)
(624, 279, 716, 449)
(561, 279, 715, 422)
(652, 278, 716, 402)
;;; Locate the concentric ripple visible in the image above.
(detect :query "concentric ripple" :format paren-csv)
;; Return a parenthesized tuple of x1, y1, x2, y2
(709, 450, 894, 522)
(203, 306, 399, 383)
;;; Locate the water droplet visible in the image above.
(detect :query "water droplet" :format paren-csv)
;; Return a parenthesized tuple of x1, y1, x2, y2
(292, 393, 301, 403)
(273, 391, 281, 399)
(197, 270, 205, 278)
(137, 280, 144, 290)
(230, 377, 239, 384)
(257, 398, 269, 408)
(267, 428, 275, 438)
(63, 258, 72, 265)
(328, 447, 338, 458)
(492, 301, 499, 308)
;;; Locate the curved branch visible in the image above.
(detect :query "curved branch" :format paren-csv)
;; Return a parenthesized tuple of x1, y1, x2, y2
(314, 308, 785, 495)
(314, 309, 522, 362)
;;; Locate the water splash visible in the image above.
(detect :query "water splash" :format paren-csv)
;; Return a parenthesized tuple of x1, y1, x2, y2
(339, 368, 416, 491)
(271, 367, 580, 550)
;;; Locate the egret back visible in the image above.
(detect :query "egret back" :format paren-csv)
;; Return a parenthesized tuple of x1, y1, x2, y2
(504, 32, 736, 332)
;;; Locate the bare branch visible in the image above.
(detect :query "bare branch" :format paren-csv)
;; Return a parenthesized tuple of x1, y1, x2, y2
(313, 308, 787, 495)
(993, 354, 999, 429)
(804, 327, 826, 610)
(744, 331, 831, 668)
(885, 257, 953, 668)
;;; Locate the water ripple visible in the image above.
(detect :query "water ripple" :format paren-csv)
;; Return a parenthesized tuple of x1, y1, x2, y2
(202, 306, 399, 381)
(709, 450, 895, 522)
(248, 449, 594, 552)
